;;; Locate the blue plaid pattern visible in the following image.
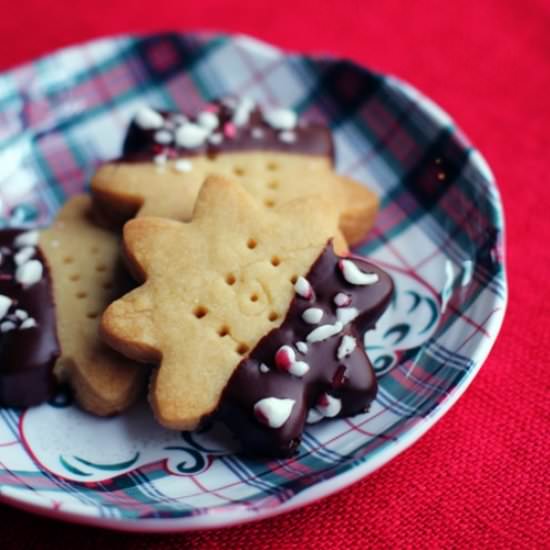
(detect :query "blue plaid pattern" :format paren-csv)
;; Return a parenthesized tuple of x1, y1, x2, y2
(0, 33, 506, 525)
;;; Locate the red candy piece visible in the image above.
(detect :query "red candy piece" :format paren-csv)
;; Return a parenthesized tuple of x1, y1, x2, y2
(275, 345, 295, 371)
(223, 122, 237, 138)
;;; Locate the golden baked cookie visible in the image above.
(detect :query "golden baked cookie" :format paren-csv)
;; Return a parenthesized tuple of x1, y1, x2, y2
(100, 176, 393, 455)
(91, 100, 378, 246)
(39, 195, 148, 415)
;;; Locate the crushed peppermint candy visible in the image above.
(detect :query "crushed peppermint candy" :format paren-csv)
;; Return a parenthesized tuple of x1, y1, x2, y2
(296, 341, 308, 354)
(263, 108, 297, 130)
(14, 246, 35, 266)
(334, 292, 352, 307)
(174, 159, 193, 173)
(316, 393, 342, 418)
(339, 259, 379, 286)
(274, 345, 310, 377)
(154, 130, 173, 145)
(175, 123, 209, 148)
(259, 363, 270, 374)
(197, 111, 219, 131)
(337, 335, 357, 360)
(294, 276, 313, 299)
(302, 307, 323, 325)
(14, 308, 28, 321)
(306, 407, 324, 424)
(254, 397, 295, 429)
(289, 360, 310, 377)
(0, 320, 16, 333)
(232, 97, 255, 127)
(306, 322, 343, 343)
(275, 345, 296, 370)
(14, 231, 39, 248)
(15, 259, 43, 288)
(279, 130, 296, 143)
(223, 122, 237, 138)
(0, 295, 12, 318)
(134, 106, 164, 130)
(336, 307, 360, 325)
(20, 317, 37, 330)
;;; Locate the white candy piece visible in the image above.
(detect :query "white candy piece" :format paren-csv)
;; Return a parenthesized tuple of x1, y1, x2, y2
(233, 97, 255, 127)
(154, 129, 173, 144)
(20, 317, 37, 330)
(208, 132, 223, 145)
(302, 307, 323, 325)
(14, 309, 28, 321)
(0, 295, 12, 319)
(254, 397, 295, 429)
(0, 320, 16, 333)
(14, 246, 35, 266)
(337, 335, 357, 360)
(134, 106, 164, 130)
(259, 363, 270, 374)
(306, 322, 343, 343)
(279, 130, 296, 143)
(251, 127, 264, 139)
(296, 341, 308, 354)
(175, 123, 209, 148)
(306, 408, 324, 424)
(336, 307, 359, 325)
(334, 292, 352, 307)
(263, 108, 297, 130)
(15, 259, 43, 288)
(294, 276, 312, 299)
(174, 159, 193, 173)
(317, 394, 342, 418)
(197, 111, 219, 131)
(14, 230, 39, 248)
(339, 259, 379, 286)
(288, 360, 310, 378)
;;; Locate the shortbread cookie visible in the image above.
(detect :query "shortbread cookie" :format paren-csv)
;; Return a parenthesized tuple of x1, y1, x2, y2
(38, 195, 148, 415)
(91, 99, 378, 246)
(101, 176, 393, 456)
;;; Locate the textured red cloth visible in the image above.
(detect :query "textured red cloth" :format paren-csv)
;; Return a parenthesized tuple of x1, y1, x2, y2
(0, 0, 548, 548)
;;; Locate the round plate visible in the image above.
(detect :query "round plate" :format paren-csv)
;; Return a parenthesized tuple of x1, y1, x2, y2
(0, 32, 507, 532)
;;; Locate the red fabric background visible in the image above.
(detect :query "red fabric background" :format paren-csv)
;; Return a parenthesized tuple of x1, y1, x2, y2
(0, 0, 548, 547)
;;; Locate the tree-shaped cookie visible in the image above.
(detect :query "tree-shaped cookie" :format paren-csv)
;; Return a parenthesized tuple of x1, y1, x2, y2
(101, 177, 393, 455)
(92, 99, 377, 246)
(40, 196, 148, 415)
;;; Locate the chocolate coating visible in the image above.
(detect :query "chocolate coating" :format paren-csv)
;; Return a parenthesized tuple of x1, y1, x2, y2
(218, 243, 394, 457)
(0, 230, 59, 407)
(120, 100, 334, 162)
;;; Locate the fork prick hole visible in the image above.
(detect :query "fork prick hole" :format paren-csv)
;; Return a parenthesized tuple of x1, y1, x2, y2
(193, 306, 208, 319)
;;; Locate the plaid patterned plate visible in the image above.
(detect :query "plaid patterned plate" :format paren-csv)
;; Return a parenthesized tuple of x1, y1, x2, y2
(0, 32, 507, 532)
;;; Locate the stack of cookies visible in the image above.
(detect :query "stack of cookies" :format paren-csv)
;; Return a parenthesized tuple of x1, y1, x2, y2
(0, 98, 393, 456)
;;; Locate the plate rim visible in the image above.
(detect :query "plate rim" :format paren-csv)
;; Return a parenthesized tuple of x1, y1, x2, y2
(0, 30, 508, 533)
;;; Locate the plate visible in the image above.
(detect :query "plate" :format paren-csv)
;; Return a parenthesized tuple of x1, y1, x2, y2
(0, 32, 507, 532)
